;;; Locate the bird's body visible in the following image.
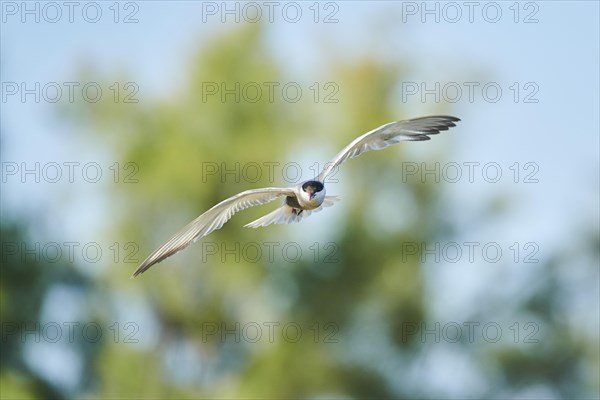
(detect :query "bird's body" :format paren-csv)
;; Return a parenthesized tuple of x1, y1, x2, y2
(287, 180, 326, 211)
(132, 115, 460, 277)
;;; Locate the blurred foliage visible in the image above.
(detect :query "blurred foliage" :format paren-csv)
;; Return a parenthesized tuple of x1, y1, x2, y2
(1, 24, 598, 399)
(0, 220, 86, 400)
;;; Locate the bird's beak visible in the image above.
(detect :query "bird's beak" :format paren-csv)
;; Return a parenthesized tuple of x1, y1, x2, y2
(309, 192, 315, 200)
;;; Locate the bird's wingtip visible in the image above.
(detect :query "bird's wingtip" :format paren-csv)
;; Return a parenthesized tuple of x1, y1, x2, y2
(130, 265, 147, 278)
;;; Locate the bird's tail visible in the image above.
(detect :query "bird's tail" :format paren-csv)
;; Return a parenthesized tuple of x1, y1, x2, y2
(244, 204, 298, 228)
(322, 195, 341, 207)
(244, 196, 340, 229)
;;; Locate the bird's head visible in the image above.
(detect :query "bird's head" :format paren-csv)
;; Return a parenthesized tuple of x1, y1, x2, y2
(301, 180, 325, 202)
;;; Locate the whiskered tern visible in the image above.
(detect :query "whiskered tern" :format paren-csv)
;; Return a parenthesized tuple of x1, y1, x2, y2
(132, 115, 460, 277)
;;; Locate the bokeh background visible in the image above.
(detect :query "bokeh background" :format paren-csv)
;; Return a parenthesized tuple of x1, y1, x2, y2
(1, 1, 599, 399)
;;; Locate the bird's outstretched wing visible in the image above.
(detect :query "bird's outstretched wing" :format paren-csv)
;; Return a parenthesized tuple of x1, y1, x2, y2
(131, 187, 295, 277)
(316, 115, 460, 182)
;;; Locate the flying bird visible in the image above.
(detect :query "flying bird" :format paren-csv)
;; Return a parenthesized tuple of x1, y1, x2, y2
(132, 115, 460, 277)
